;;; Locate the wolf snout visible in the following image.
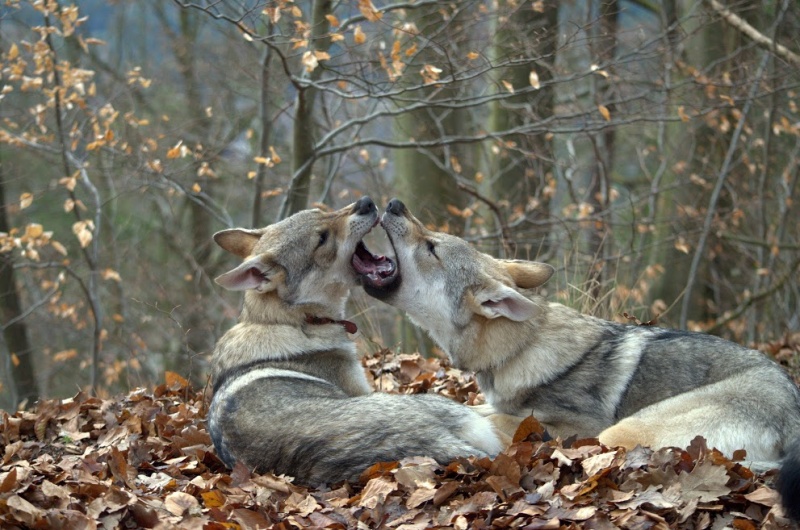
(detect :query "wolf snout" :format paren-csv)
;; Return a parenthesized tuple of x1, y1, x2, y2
(354, 196, 377, 216)
(386, 198, 406, 216)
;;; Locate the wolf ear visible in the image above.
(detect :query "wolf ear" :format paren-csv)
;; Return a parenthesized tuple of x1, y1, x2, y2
(214, 228, 265, 259)
(215, 255, 278, 292)
(498, 260, 554, 289)
(473, 281, 540, 322)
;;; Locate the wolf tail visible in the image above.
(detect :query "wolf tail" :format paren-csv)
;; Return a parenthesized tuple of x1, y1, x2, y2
(778, 437, 800, 520)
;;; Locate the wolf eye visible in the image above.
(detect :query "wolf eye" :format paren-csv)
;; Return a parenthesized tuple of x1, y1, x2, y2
(426, 240, 437, 258)
(317, 230, 329, 248)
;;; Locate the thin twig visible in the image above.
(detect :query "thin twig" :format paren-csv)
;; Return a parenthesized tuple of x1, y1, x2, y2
(679, 51, 771, 329)
(704, 0, 800, 68)
(705, 257, 800, 334)
(456, 182, 516, 258)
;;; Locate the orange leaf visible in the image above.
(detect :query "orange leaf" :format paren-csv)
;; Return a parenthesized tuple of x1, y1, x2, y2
(598, 104, 611, 121)
(201, 490, 227, 508)
(165, 371, 189, 389)
(358, 0, 382, 21)
(354, 25, 366, 45)
(512, 415, 544, 444)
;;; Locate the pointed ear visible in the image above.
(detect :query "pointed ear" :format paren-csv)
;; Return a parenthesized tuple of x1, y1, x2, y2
(215, 255, 278, 292)
(498, 260, 554, 289)
(473, 280, 540, 322)
(214, 228, 265, 259)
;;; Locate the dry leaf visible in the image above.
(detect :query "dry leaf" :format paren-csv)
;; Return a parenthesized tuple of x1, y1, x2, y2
(354, 25, 366, 45)
(19, 192, 33, 209)
(678, 460, 731, 502)
(301, 51, 319, 72)
(164, 491, 200, 516)
(358, 0, 382, 22)
(674, 238, 690, 254)
(165, 371, 189, 389)
(598, 104, 611, 121)
(529, 70, 540, 89)
(359, 476, 397, 509)
(24, 223, 43, 239)
(72, 220, 94, 248)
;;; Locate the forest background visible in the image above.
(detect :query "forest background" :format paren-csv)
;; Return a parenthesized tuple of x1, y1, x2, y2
(1, 0, 799, 411)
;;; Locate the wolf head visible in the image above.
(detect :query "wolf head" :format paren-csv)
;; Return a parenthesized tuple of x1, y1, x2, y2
(214, 197, 389, 320)
(360, 198, 554, 368)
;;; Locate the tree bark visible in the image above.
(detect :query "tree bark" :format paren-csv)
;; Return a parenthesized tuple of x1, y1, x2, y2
(0, 159, 37, 408)
(282, 0, 332, 218)
(487, 0, 558, 256)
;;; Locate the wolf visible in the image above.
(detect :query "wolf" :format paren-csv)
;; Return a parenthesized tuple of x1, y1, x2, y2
(206, 197, 502, 486)
(359, 198, 800, 519)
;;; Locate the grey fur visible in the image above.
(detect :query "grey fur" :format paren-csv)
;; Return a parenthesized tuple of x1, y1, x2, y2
(207, 198, 501, 485)
(362, 198, 800, 517)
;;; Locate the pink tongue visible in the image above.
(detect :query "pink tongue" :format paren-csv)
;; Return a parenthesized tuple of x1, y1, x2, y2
(351, 254, 370, 274)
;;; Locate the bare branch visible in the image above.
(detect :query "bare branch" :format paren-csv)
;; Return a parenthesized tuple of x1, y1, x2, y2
(456, 182, 517, 258)
(704, 0, 800, 68)
(679, 51, 771, 329)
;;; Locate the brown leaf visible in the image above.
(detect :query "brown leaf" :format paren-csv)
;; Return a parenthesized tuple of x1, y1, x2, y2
(452, 490, 497, 515)
(165, 371, 189, 390)
(7, 494, 46, 526)
(285, 492, 321, 516)
(489, 453, 521, 485)
(678, 460, 731, 502)
(743, 486, 779, 506)
(512, 415, 544, 443)
(0, 468, 18, 493)
(581, 449, 620, 477)
(358, 0, 382, 21)
(353, 25, 366, 45)
(613, 484, 679, 510)
(485, 475, 523, 501)
(232, 507, 272, 530)
(394, 460, 435, 487)
(164, 491, 200, 517)
(359, 460, 399, 482)
(405, 487, 436, 509)
(433, 480, 460, 507)
(359, 476, 397, 509)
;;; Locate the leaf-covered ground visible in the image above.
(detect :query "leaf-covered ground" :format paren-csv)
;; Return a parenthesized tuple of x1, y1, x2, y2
(2, 338, 799, 529)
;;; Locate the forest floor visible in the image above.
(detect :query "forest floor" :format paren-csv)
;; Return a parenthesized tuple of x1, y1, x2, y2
(1, 335, 799, 529)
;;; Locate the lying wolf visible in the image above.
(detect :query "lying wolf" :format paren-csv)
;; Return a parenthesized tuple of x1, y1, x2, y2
(207, 197, 501, 485)
(359, 198, 800, 519)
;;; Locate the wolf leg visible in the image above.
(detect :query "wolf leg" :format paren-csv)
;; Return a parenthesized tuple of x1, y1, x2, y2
(598, 378, 786, 462)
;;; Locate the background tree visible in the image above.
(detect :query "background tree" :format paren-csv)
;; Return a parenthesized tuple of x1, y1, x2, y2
(1, 0, 799, 409)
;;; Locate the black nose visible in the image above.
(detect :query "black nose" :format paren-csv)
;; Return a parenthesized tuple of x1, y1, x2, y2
(354, 196, 376, 215)
(386, 198, 406, 216)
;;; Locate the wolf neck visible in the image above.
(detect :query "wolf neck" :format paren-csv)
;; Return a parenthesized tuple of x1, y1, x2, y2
(241, 290, 348, 327)
(211, 290, 357, 380)
(441, 299, 601, 387)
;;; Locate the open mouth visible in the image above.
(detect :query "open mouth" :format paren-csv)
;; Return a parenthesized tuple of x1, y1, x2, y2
(352, 240, 399, 289)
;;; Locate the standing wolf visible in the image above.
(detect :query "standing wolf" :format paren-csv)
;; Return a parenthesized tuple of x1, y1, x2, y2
(359, 198, 800, 518)
(207, 197, 501, 485)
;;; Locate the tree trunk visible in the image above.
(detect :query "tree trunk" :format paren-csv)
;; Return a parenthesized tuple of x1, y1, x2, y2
(584, 0, 618, 300)
(0, 159, 37, 408)
(282, 0, 332, 218)
(487, 0, 558, 255)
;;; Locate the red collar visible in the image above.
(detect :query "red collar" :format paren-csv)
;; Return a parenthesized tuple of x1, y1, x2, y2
(304, 314, 358, 334)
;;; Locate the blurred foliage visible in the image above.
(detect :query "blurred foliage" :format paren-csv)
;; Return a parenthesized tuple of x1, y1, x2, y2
(0, 0, 798, 408)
